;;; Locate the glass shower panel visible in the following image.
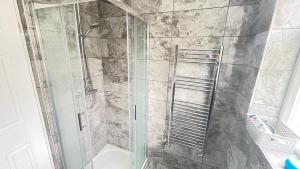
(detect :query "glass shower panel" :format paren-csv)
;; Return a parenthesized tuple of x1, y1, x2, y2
(128, 14, 148, 169)
(35, 4, 92, 169)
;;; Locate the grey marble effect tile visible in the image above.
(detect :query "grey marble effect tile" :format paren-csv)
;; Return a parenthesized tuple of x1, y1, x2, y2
(79, 1, 99, 17)
(172, 37, 222, 52)
(218, 64, 258, 101)
(149, 80, 168, 101)
(102, 58, 128, 80)
(172, 8, 227, 37)
(80, 12, 101, 38)
(89, 75, 105, 92)
(164, 143, 202, 162)
(249, 103, 280, 118)
(106, 121, 129, 150)
(229, 0, 260, 6)
(261, 29, 300, 70)
(99, 16, 127, 38)
(174, 0, 229, 11)
(144, 12, 173, 37)
(149, 60, 170, 82)
(147, 117, 166, 150)
(228, 119, 253, 152)
(91, 118, 106, 143)
(86, 92, 106, 113)
(226, 0, 275, 36)
(148, 0, 173, 13)
(103, 75, 128, 94)
(274, 0, 300, 29)
(149, 153, 203, 169)
(205, 110, 234, 152)
(105, 91, 128, 111)
(214, 88, 237, 113)
(148, 99, 167, 120)
(225, 4, 259, 36)
(253, 0, 276, 34)
(222, 32, 268, 68)
(34, 0, 61, 3)
(100, 38, 127, 58)
(98, 0, 126, 17)
(233, 92, 251, 119)
(86, 57, 103, 77)
(146, 157, 170, 169)
(84, 37, 101, 58)
(226, 141, 247, 169)
(131, 0, 166, 14)
(203, 149, 226, 168)
(252, 69, 291, 107)
(106, 105, 129, 126)
(149, 38, 172, 61)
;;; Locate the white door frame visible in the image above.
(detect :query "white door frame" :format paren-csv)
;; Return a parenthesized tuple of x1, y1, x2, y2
(0, 0, 54, 169)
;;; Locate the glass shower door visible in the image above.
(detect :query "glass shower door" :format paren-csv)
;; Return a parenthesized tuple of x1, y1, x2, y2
(34, 4, 92, 169)
(128, 14, 149, 169)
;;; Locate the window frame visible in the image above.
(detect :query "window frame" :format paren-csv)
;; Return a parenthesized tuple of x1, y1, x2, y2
(280, 52, 300, 136)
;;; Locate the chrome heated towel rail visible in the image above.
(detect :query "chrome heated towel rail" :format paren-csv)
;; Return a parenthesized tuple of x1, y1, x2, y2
(167, 45, 223, 155)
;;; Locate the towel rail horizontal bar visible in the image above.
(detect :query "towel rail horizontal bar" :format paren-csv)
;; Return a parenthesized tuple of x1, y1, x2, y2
(175, 82, 214, 89)
(176, 78, 215, 85)
(174, 99, 211, 107)
(172, 133, 206, 142)
(172, 111, 209, 118)
(177, 60, 217, 64)
(171, 135, 205, 145)
(179, 48, 220, 51)
(176, 76, 215, 82)
(172, 140, 203, 150)
(173, 105, 210, 112)
(171, 119, 208, 128)
(175, 85, 213, 92)
(173, 127, 207, 136)
(172, 116, 208, 125)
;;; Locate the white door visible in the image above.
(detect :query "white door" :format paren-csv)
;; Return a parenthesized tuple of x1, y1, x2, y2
(0, 1, 54, 169)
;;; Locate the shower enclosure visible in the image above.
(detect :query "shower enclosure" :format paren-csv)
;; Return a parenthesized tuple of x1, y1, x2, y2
(32, 1, 148, 169)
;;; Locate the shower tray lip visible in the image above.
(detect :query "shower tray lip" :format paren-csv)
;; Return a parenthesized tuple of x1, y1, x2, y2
(92, 144, 130, 169)
(96, 144, 129, 157)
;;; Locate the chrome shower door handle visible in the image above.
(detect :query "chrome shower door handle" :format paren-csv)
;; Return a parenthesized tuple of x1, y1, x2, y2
(78, 112, 87, 131)
(134, 105, 137, 120)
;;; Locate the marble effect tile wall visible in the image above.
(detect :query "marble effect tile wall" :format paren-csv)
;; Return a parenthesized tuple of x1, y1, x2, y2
(250, 0, 300, 119)
(18, 0, 278, 168)
(130, 0, 276, 168)
(98, 0, 130, 150)
(77, 2, 108, 158)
